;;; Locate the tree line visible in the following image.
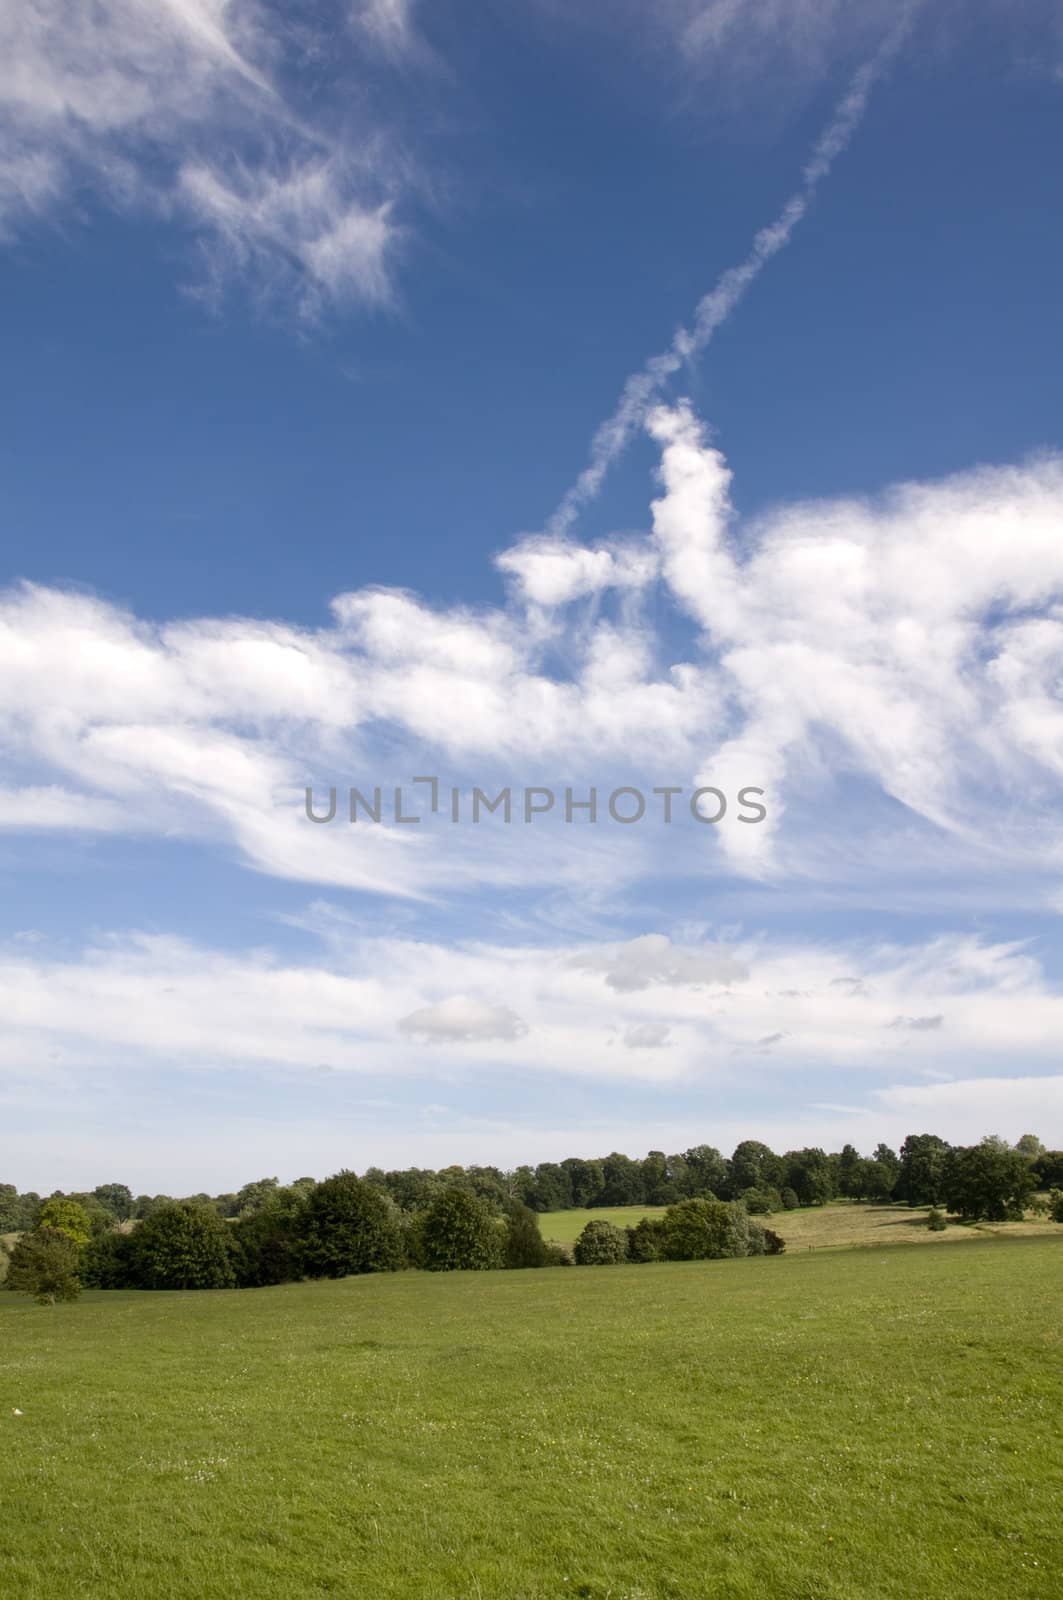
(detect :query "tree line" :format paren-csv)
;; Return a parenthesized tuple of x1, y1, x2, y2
(4, 1132, 1061, 1303)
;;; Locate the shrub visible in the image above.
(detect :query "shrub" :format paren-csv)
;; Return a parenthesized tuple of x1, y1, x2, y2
(81, 1230, 137, 1288)
(927, 1207, 947, 1232)
(1047, 1189, 1063, 1224)
(132, 1202, 236, 1289)
(231, 1206, 304, 1287)
(626, 1217, 665, 1262)
(503, 1199, 548, 1269)
(543, 1241, 574, 1266)
(5, 1229, 82, 1304)
(780, 1187, 800, 1211)
(419, 1187, 504, 1271)
(740, 1187, 781, 1215)
(296, 1171, 403, 1279)
(573, 1219, 629, 1265)
(659, 1198, 733, 1260)
(762, 1228, 786, 1255)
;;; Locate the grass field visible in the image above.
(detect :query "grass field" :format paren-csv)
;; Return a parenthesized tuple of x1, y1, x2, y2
(537, 1199, 1062, 1251)
(3, 1237, 1062, 1599)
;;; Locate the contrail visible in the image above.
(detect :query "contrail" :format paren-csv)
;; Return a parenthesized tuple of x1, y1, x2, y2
(546, 22, 913, 538)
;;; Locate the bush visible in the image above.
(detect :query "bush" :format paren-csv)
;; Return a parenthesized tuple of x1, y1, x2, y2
(762, 1228, 786, 1255)
(1047, 1189, 1063, 1224)
(573, 1219, 629, 1265)
(659, 1198, 733, 1260)
(542, 1241, 573, 1266)
(5, 1229, 82, 1304)
(780, 1187, 800, 1211)
(927, 1207, 947, 1232)
(503, 1199, 548, 1269)
(81, 1230, 137, 1288)
(231, 1206, 304, 1287)
(741, 1187, 781, 1215)
(132, 1202, 236, 1289)
(296, 1171, 403, 1279)
(626, 1217, 665, 1262)
(419, 1187, 504, 1271)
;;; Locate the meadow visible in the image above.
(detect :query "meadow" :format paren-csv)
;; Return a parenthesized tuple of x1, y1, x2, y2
(3, 1234, 1062, 1600)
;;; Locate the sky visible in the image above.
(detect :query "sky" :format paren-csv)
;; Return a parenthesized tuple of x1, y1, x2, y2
(2, 0, 1063, 1193)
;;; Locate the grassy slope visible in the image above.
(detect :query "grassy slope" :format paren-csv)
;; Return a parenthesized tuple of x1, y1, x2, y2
(538, 1199, 1061, 1250)
(3, 1238, 1062, 1600)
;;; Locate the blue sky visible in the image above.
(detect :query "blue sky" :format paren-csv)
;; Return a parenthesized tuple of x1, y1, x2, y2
(2, 0, 1063, 1192)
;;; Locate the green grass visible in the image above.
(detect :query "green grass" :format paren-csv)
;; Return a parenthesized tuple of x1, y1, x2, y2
(6, 1228, 1063, 1593)
(537, 1204, 670, 1242)
(3, 1238, 1062, 1600)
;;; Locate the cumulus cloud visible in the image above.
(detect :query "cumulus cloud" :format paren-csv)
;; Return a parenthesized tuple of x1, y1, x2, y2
(623, 1022, 673, 1049)
(0, 0, 406, 312)
(573, 934, 747, 993)
(397, 996, 528, 1043)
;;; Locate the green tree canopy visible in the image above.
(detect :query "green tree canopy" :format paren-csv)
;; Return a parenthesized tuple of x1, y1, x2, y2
(296, 1170, 403, 1279)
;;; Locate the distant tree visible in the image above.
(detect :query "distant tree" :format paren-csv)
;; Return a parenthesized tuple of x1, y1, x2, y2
(783, 1149, 834, 1206)
(835, 1144, 863, 1198)
(641, 1152, 678, 1206)
(0, 1183, 21, 1233)
(383, 1168, 443, 1213)
(503, 1199, 548, 1269)
(132, 1202, 236, 1289)
(231, 1185, 309, 1287)
(682, 1144, 730, 1198)
(420, 1188, 503, 1271)
(1014, 1134, 1046, 1163)
(872, 1144, 900, 1188)
(560, 1158, 605, 1208)
(573, 1219, 629, 1265)
(235, 1177, 280, 1217)
(780, 1187, 800, 1211)
(729, 1141, 782, 1196)
(296, 1171, 403, 1279)
(91, 1184, 134, 1222)
(895, 1134, 951, 1206)
(1046, 1190, 1063, 1224)
(852, 1159, 895, 1202)
(81, 1230, 137, 1289)
(943, 1137, 1037, 1222)
(5, 1230, 82, 1304)
(740, 1187, 781, 1215)
(599, 1152, 645, 1206)
(37, 1198, 92, 1248)
(1033, 1151, 1063, 1189)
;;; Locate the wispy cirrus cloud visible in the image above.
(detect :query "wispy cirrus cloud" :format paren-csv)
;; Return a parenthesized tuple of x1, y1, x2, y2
(0, 0, 410, 314)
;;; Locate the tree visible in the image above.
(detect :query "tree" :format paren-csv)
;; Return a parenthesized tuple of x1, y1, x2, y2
(626, 1217, 665, 1262)
(419, 1187, 503, 1271)
(1046, 1190, 1063, 1224)
(560, 1158, 605, 1208)
(503, 1199, 548, 1269)
(852, 1159, 895, 1202)
(683, 1145, 730, 1198)
(37, 1198, 92, 1248)
(659, 1198, 736, 1260)
(729, 1141, 782, 1196)
(895, 1134, 951, 1207)
(943, 1137, 1037, 1222)
(92, 1184, 134, 1222)
(599, 1152, 645, 1206)
(835, 1144, 863, 1198)
(231, 1185, 308, 1287)
(573, 1219, 629, 1265)
(5, 1230, 81, 1304)
(81, 1231, 137, 1289)
(1014, 1134, 1045, 1163)
(872, 1143, 900, 1186)
(296, 1171, 402, 1279)
(132, 1202, 236, 1289)
(783, 1149, 834, 1206)
(235, 1177, 280, 1217)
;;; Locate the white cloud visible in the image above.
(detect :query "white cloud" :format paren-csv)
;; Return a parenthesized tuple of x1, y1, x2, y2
(572, 933, 747, 993)
(398, 996, 528, 1043)
(0, 0, 405, 311)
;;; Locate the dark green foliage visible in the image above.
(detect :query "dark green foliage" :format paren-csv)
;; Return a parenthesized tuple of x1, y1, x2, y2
(132, 1202, 236, 1290)
(5, 1229, 82, 1304)
(762, 1228, 786, 1255)
(683, 1144, 730, 1198)
(599, 1152, 645, 1206)
(231, 1192, 306, 1287)
(780, 1187, 800, 1210)
(419, 1187, 504, 1271)
(658, 1198, 766, 1261)
(503, 1199, 548, 1269)
(895, 1134, 952, 1207)
(943, 1137, 1037, 1222)
(1046, 1190, 1063, 1224)
(573, 1219, 629, 1265)
(542, 1241, 574, 1266)
(626, 1217, 665, 1262)
(740, 1186, 781, 1214)
(81, 1230, 137, 1288)
(783, 1148, 835, 1206)
(729, 1141, 783, 1195)
(296, 1171, 403, 1279)
(927, 1208, 947, 1232)
(91, 1183, 134, 1222)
